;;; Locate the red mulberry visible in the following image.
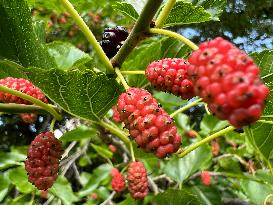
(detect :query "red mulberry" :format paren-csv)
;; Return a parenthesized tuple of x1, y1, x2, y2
(127, 161, 148, 200)
(188, 37, 269, 127)
(200, 171, 211, 186)
(111, 168, 125, 192)
(25, 132, 62, 190)
(146, 58, 194, 99)
(0, 77, 48, 123)
(117, 88, 181, 158)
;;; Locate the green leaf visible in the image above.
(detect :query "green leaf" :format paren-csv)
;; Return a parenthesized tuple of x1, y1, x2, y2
(0, 173, 10, 201)
(0, 60, 27, 79)
(20, 67, 122, 121)
(8, 167, 34, 194)
(116, 195, 138, 205)
(174, 113, 191, 131)
(153, 92, 186, 108)
(241, 179, 273, 205)
(60, 125, 97, 142)
(91, 144, 113, 160)
(47, 41, 92, 70)
(0, 152, 26, 170)
(164, 145, 212, 183)
(193, 0, 227, 21)
(163, 1, 212, 27)
(49, 176, 79, 205)
(255, 169, 273, 186)
(189, 186, 223, 205)
(244, 50, 273, 164)
(78, 164, 112, 197)
(251, 50, 273, 116)
(0, 0, 56, 69)
(112, 2, 139, 21)
(154, 189, 202, 205)
(124, 0, 146, 14)
(122, 37, 191, 88)
(200, 115, 229, 136)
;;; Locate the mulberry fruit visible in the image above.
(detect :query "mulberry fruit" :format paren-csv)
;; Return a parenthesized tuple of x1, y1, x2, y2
(111, 168, 125, 192)
(188, 37, 269, 127)
(100, 26, 128, 58)
(146, 58, 194, 99)
(127, 161, 148, 200)
(0, 77, 48, 124)
(0, 77, 48, 104)
(117, 88, 181, 158)
(112, 106, 121, 123)
(200, 171, 211, 186)
(25, 132, 62, 190)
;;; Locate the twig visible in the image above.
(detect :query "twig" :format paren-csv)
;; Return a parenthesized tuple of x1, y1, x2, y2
(72, 163, 82, 186)
(61, 141, 77, 160)
(61, 141, 89, 176)
(100, 192, 116, 205)
(148, 177, 159, 194)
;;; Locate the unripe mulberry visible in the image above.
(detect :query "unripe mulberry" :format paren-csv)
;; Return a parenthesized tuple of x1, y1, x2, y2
(0, 77, 48, 104)
(146, 58, 194, 99)
(200, 171, 211, 186)
(25, 132, 62, 190)
(117, 88, 181, 158)
(127, 161, 148, 200)
(20, 113, 37, 124)
(188, 37, 269, 127)
(111, 168, 125, 192)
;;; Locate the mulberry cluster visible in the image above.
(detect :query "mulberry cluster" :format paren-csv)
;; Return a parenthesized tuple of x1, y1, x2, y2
(127, 161, 148, 200)
(188, 37, 269, 127)
(0, 77, 48, 123)
(111, 168, 126, 193)
(100, 26, 128, 58)
(25, 132, 62, 190)
(146, 58, 194, 99)
(117, 88, 181, 158)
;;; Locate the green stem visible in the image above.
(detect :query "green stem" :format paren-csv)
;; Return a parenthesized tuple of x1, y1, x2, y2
(96, 120, 130, 147)
(50, 118, 56, 132)
(111, 0, 164, 67)
(149, 28, 199, 50)
(178, 126, 235, 158)
(130, 142, 136, 162)
(170, 98, 202, 118)
(60, 0, 113, 73)
(115, 68, 130, 90)
(155, 0, 176, 28)
(121, 70, 146, 75)
(0, 103, 51, 114)
(257, 120, 273, 125)
(0, 85, 62, 120)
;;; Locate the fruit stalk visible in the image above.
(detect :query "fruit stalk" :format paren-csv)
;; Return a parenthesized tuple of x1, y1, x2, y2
(96, 120, 130, 147)
(115, 68, 130, 90)
(170, 98, 202, 118)
(178, 126, 235, 158)
(149, 28, 199, 50)
(155, 0, 177, 28)
(0, 103, 50, 114)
